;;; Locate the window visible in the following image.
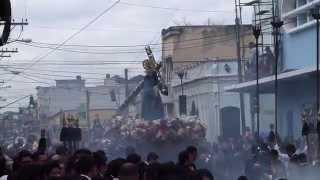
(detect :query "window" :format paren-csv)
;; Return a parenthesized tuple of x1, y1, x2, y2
(297, 13, 308, 25)
(296, 0, 307, 7)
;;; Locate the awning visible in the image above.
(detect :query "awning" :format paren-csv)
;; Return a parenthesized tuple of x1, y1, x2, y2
(225, 67, 316, 93)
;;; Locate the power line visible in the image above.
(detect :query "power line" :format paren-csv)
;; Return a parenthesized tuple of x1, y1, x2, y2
(28, 25, 160, 33)
(119, 1, 234, 13)
(6, 0, 120, 83)
(18, 74, 52, 85)
(4, 62, 142, 66)
(21, 71, 117, 81)
(16, 30, 255, 55)
(0, 67, 141, 75)
(19, 27, 253, 48)
(0, 95, 31, 109)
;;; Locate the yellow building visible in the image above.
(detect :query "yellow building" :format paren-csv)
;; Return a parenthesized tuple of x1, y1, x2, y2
(161, 25, 254, 81)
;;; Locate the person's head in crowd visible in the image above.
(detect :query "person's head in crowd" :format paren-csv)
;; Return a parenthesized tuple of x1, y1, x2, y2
(159, 162, 179, 180)
(107, 158, 126, 179)
(125, 146, 135, 157)
(238, 176, 248, 180)
(178, 150, 189, 166)
(16, 137, 25, 147)
(75, 155, 97, 179)
(55, 145, 68, 156)
(33, 152, 48, 165)
(186, 146, 198, 163)
(65, 155, 77, 174)
(197, 169, 213, 180)
(45, 160, 65, 180)
(126, 153, 141, 164)
(286, 144, 296, 157)
(93, 150, 108, 175)
(74, 149, 92, 158)
(296, 153, 307, 165)
(50, 154, 62, 161)
(145, 163, 161, 180)
(0, 154, 7, 177)
(251, 145, 259, 156)
(119, 163, 139, 180)
(270, 149, 279, 161)
(16, 164, 44, 180)
(147, 152, 159, 165)
(13, 150, 33, 170)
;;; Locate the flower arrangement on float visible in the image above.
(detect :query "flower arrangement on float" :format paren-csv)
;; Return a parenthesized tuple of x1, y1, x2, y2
(105, 116, 207, 143)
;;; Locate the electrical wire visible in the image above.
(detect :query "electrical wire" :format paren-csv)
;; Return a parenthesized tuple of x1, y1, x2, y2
(15, 30, 255, 55)
(0, 67, 140, 75)
(4, 62, 142, 65)
(28, 25, 160, 33)
(18, 74, 52, 85)
(21, 71, 116, 81)
(18, 27, 253, 48)
(6, 0, 121, 83)
(0, 95, 31, 109)
(18, 24, 275, 55)
(119, 1, 234, 13)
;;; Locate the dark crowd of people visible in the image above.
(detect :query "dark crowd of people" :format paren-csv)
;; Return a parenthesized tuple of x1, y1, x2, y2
(0, 144, 215, 180)
(3, 123, 320, 180)
(208, 125, 320, 180)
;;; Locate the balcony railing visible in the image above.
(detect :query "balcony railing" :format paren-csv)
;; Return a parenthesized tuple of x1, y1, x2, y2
(244, 52, 276, 81)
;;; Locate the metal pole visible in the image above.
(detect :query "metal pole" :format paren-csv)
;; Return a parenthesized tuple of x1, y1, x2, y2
(125, 68, 129, 98)
(275, 29, 279, 139)
(317, 19, 319, 114)
(181, 78, 184, 95)
(253, 25, 261, 136)
(235, 0, 246, 134)
(272, 17, 283, 141)
(86, 91, 90, 128)
(256, 36, 260, 136)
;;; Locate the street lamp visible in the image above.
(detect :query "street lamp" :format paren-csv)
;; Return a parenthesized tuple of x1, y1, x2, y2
(271, 17, 283, 141)
(177, 71, 187, 116)
(252, 24, 261, 136)
(312, 8, 320, 114)
(7, 38, 32, 44)
(177, 71, 186, 95)
(312, 7, 320, 156)
(19, 38, 32, 43)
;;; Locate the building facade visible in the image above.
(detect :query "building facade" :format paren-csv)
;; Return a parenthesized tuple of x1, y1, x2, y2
(160, 25, 264, 142)
(171, 60, 255, 142)
(227, 0, 320, 140)
(37, 74, 142, 128)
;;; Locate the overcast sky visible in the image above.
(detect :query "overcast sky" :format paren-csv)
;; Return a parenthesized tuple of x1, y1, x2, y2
(0, 0, 253, 111)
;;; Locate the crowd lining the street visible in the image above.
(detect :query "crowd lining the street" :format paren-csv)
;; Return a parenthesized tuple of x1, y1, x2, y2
(1, 122, 320, 180)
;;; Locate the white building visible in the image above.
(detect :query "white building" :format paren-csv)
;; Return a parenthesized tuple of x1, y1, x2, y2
(168, 59, 254, 142)
(36, 75, 143, 126)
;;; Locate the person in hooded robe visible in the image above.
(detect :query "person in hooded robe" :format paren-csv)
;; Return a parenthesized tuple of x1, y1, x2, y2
(141, 59, 164, 121)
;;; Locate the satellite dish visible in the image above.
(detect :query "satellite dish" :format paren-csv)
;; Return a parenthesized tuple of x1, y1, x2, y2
(0, 0, 11, 46)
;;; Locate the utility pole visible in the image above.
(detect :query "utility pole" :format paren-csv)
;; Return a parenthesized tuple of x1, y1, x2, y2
(253, 25, 261, 136)
(235, 0, 246, 134)
(86, 91, 90, 128)
(125, 68, 129, 98)
(123, 68, 129, 116)
(271, 0, 283, 141)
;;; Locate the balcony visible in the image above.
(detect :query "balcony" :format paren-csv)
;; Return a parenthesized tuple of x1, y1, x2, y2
(244, 51, 276, 81)
(282, 0, 320, 32)
(282, 0, 320, 20)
